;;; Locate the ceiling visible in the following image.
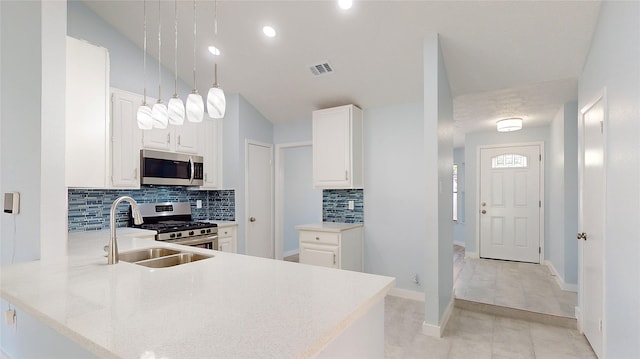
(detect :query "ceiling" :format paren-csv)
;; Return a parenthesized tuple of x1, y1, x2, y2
(81, 0, 601, 146)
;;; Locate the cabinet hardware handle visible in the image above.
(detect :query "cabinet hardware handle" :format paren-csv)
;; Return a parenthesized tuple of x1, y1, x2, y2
(316, 236, 320, 240)
(167, 133, 171, 144)
(133, 168, 137, 180)
(345, 170, 348, 180)
(333, 253, 336, 265)
(178, 135, 181, 146)
(204, 173, 207, 182)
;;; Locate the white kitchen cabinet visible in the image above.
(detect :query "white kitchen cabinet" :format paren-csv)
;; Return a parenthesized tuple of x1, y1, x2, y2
(110, 88, 143, 188)
(297, 224, 363, 271)
(312, 104, 363, 189)
(199, 116, 223, 189)
(217, 223, 237, 253)
(142, 119, 200, 154)
(65, 36, 110, 188)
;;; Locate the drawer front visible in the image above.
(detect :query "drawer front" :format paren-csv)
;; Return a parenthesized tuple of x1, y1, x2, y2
(300, 231, 339, 245)
(219, 226, 236, 238)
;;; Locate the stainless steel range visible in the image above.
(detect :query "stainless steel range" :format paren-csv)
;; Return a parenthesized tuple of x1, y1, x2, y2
(131, 202, 218, 250)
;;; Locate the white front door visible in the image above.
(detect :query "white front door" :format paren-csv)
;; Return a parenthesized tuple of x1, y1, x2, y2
(579, 95, 605, 358)
(246, 141, 274, 258)
(479, 145, 541, 263)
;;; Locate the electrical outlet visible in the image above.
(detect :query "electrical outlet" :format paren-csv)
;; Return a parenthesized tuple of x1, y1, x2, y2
(196, 200, 202, 209)
(348, 200, 354, 210)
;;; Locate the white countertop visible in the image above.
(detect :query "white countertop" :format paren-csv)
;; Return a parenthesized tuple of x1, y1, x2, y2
(295, 222, 364, 232)
(1, 231, 394, 359)
(68, 227, 158, 240)
(204, 220, 237, 228)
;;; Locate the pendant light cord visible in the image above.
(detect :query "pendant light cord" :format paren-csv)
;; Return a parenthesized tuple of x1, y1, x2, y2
(192, 0, 198, 93)
(158, 0, 162, 102)
(213, 0, 219, 87)
(143, 0, 147, 105)
(174, 0, 179, 97)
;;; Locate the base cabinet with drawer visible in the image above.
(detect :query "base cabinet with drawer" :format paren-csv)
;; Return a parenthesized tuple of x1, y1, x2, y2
(297, 224, 363, 271)
(217, 223, 237, 253)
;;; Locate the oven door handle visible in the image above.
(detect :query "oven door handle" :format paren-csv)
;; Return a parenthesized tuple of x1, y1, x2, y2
(189, 156, 195, 184)
(174, 235, 217, 247)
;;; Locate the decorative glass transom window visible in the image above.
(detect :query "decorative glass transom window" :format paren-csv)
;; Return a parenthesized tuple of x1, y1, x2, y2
(491, 154, 528, 168)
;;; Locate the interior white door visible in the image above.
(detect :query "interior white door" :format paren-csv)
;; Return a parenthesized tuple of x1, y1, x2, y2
(246, 141, 274, 258)
(479, 145, 541, 263)
(579, 96, 605, 358)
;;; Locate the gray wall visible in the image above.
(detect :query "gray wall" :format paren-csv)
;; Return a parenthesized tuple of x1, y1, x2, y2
(67, 1, 192, 100)
(463, 126, 550, 255)
(578, 1, 640, 356)
(547, 103, 579, 286)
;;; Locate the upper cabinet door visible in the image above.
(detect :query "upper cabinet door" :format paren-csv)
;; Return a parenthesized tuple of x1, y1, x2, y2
(312, 104, 363, 189)
(65, 36, 110, 188)
(174, 120, 200, 154)
(200, 116, 223, 189)
(110, 88, 142, 189)
(142, 126, 172, 151)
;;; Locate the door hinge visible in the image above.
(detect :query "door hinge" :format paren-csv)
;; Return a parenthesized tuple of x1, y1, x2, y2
(539, 200, 541, 208)
(539, 154, 542, 161)
(599, 319, 603, 332)
(539, 247, 541, 254)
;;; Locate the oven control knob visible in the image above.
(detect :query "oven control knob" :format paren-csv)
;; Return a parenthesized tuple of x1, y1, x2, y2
(200, 229, 206, 234)
(169, 233, 176, 239)
(206, 229, 211, 234)
(176, 233, 182, 238)
(189, 231, 194, 236)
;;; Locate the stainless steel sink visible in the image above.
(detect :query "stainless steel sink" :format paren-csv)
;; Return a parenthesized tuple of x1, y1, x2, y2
(119, 248, 213, 268)
(119, 248, 181, 263)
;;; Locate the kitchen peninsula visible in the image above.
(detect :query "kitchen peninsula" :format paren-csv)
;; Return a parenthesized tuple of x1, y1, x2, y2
(0, 232, 395, 358)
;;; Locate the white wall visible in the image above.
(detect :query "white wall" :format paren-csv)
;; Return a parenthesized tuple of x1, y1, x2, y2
(283, 146, 321, 255)
(548, 103, 579, 287)
(423, 34, 454, 328)
(463, 126, 550, 255)
(578, 1, 640, 357)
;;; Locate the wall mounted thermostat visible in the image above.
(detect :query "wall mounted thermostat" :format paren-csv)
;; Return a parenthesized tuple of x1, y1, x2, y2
(4, 192, 20, 214)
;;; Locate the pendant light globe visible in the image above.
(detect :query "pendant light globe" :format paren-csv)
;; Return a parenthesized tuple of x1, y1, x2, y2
(186, 92, 204, 122)
(152, 101, 169, 129)
(137, 105, 153, 130)
(207, 86, 225, 119)
(168, 96, 185, 125)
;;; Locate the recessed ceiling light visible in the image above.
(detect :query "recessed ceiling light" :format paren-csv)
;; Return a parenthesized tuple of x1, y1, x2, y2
(208, 46, 221, 56)
(263, 25, 276, 38)
(338, 0, 353, 10)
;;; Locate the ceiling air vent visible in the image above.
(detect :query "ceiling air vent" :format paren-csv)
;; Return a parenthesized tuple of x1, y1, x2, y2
(309, 62, 334, 76)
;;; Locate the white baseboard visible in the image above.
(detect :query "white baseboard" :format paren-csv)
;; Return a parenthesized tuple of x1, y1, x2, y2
(387, 288, 425, 302)
(283, 249, 299, 258)
(575, 306, 583, 332)
(421, 298, 454, 338)
(544, 260, 578, 292)
(465, 251, 479, 259)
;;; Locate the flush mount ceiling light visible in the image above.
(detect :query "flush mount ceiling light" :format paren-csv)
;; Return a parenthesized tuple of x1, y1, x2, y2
(186, 0, 204, 123)
(151, 0, 169, 129)
(207, 0, 226, 119)
(168, 0, 185, 126)
(496, 118, 523, 132)
(338, 0, 353, 10)
(136, 0, 153, 130)
(263, 25, 276, 38)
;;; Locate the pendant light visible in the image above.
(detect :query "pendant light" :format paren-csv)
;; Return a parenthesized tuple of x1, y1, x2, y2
(136, 0, 153, 130)
(207, 0, 226, 119)
(186, 0, 204, 123)
(168, 0, 185, 125)
(151, 0, 169, 129)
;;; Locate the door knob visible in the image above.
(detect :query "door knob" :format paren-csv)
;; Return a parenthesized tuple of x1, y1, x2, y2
(577, 232, 587, 240)
(249, 217, 256, 222)
(481, 210, 487, 214)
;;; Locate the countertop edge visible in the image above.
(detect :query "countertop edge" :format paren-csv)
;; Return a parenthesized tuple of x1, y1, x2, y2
(295, 222, 364, 233)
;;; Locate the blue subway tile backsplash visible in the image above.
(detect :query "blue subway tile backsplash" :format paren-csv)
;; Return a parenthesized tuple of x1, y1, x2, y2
(68, 187, 235, 232)
(322, 189, 364, 223)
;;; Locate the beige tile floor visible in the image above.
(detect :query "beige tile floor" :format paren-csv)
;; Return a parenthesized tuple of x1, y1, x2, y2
(384, 295, 596, 359)
(454, 251, 577, 318)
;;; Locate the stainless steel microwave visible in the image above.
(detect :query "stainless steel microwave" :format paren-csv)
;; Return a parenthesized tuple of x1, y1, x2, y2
(140, 149, 204, 186)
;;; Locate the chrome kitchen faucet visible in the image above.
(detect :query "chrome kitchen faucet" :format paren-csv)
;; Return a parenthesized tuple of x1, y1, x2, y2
(106, 196, 143, 264)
